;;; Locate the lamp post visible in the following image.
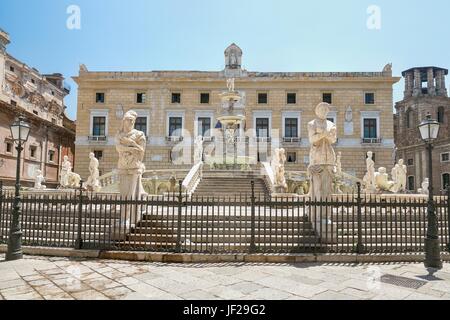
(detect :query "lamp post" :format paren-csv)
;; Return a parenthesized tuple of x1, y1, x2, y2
(5, 116, 30, 261)
(418, 112, 442, 270)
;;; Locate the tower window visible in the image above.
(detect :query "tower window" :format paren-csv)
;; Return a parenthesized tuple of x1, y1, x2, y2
(438, 106, 445, 123)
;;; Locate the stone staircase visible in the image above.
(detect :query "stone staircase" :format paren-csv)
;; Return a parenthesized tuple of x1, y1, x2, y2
(193, 170, 270, 197)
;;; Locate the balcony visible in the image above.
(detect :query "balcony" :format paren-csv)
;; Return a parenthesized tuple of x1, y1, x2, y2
(88, 136, 107, 144)
(282, 137, 301, 144)
(361, 138, 382, 144)
(201, 136, 215, 142)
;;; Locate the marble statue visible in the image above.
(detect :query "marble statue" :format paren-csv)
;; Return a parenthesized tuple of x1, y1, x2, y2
(194, 136, 204, 164)
(335, 152, 342, 175)
(116, 110, 148, 202)
(375, 167, 395, 192)
(363, 151, 376, 193)
(307, 102, 337, 200)
(273, 148, 287, 192)
(67, 172, 82, 189)
(418, 178, 429, 195)
(226, 78, 235, 92)
(86, 152, 101, 192)
(34, 169, 46, 190)
(60, 156, 72, 187)
(391, 159, 407, 193)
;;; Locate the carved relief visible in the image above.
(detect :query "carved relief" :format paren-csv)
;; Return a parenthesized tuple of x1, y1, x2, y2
(28, 92, 46, 108)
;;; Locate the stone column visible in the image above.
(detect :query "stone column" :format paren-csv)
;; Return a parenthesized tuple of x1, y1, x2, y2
(413, 69, 422, 97)
(404, 72, 414, 98)
(427, 68, 435, 95)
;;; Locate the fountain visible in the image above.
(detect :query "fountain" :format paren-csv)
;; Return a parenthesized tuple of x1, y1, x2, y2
(209, 78, 249, 169)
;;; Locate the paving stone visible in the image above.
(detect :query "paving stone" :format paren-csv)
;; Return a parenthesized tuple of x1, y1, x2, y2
(71, 289, 110, 300)
(116, 276, 141, 286)
(0, 279, 27, 290)
(178, 289, 221, 300)
(28, 279, 54, 287)
(311, 290, 360, 300)
(406, 292, 441, 300)
(43, 292, 74, 300)
(204, 285, 246, 299)
(339, 287, 377, 299)
(246, 287, 293, 300)
(102, 286, 133, 298)
(228, 281, 264, 295)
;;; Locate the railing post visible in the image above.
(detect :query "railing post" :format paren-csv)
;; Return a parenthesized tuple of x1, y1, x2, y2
(356, 182, 365, 254)
(250, 180, 256, 253)
(447, 184, 450, 252)
(75, 180, 84, 250)
(175, 180, 183, 253)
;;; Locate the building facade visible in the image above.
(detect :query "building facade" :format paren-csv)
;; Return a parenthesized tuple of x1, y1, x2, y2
(394, 66, 450, 194)
(74, 44, 399, 180)
(0, 29, 75, 188)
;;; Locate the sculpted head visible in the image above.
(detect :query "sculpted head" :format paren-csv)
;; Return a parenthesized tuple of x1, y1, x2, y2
(64, 155, 69, 162)
(89, 152, 95, 159)
(367, 151, 373, 159)
(398, 159, 404, 165)
(315, 102, 330, 120)
(122, 110, 138, 133)
(378, 167, 387, 174)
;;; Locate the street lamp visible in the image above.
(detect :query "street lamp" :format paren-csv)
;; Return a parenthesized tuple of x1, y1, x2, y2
(418, 112, 442, 270)
(5, 116, 30, 261)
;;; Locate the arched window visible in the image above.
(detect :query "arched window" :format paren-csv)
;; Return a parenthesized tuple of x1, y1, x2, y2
(443, 173, 450, 190)
(437, 106, 445, 123)
(408, 176, 415, 191)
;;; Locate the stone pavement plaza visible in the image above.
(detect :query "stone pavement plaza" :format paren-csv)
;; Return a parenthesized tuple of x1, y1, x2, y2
(0, 254, 449, 300)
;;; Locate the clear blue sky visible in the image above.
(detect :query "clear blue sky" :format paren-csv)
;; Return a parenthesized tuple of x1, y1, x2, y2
(1, 0, 449, 120)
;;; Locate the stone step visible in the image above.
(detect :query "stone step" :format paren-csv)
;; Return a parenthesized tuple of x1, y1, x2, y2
(132, 227, 316, 236)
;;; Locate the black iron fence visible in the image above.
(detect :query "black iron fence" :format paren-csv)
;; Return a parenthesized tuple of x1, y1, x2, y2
(0, 182, 449, 254)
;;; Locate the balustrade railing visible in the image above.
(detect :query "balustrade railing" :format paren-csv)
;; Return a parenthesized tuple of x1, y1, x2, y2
(0, 182, 449, 255)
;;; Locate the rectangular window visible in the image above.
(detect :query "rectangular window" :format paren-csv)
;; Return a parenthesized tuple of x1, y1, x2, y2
(256, 118, 269, 138)
(134, 117, 147, 134)
(169, 117, 183, 136)
(6, 142, 12, 153)
(442, 153, 450, 162)
(407, 158, 414, 166)
(171, 93, 181, 104)
(197, 117, 211, 137)
(92, 116, 106, 136)
(365, 92, 375, 105)
(363, 118, 377, 139)
(9, 66, 14, 72)
(284, 118, 298, 138)
(95, 92, 105, 103)
(327, 117, 335, 123)
(31, 79, 35, 84)
(287, 93, 297, 104)
(287, 152, 297, 163)
(93, 150, 103, 161)
(323, 93, 332, 104)
(30, 146, 37, 159)
(200, 93, 210, 104)
(258, 93, 268, 104)
(48, 150, 55, 163)
(136, 92, 146, 104)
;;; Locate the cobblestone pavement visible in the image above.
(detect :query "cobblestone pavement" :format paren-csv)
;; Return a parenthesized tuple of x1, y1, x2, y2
(0, 254, 449, 300)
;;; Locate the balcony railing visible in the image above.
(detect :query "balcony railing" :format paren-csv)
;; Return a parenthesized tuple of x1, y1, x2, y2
(361, 138, 382, 144)
(201, 136, 215, 142)
(88, 136, 107, 142)
(254, 137, 272, 143)
(166, 136, 184, 142)
(282, 137, 301, 143)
